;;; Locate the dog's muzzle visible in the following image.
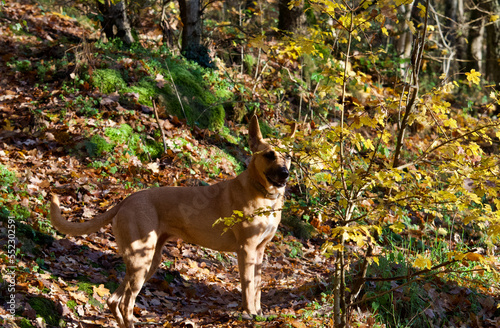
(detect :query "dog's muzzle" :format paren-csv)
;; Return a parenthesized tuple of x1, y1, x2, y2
(266, 167, 289, 188)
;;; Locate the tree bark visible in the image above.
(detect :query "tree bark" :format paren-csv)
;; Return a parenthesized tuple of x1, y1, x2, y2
(179, 0, 202, 53)
(396, 3, 414, 61)
(97, 0, 134, 45)
(178, 0, 213, 67)
(278, 0, 304, 34)
(466, 2, 485, 73)
(484, 0, 500, 86)
(444, 0, 467, 76)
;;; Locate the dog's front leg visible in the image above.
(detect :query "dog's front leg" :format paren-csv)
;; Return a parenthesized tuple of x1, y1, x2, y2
(252, 241, 268, 315)
(237, 245, 258, 315)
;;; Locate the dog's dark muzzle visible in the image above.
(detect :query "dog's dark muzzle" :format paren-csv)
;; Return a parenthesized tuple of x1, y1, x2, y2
(266, 167, 289, 187)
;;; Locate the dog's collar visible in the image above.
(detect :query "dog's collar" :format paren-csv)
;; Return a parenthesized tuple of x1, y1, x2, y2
(252, 180, 282, 200)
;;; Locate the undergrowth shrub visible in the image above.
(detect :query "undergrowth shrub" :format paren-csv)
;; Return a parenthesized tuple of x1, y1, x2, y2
(0, 164, 16, 189)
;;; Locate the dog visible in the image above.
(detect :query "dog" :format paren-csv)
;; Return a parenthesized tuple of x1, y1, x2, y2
(50, 115, 294, 328)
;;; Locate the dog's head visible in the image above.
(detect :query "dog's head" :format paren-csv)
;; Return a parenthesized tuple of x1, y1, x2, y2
(248, 115, 294, 196)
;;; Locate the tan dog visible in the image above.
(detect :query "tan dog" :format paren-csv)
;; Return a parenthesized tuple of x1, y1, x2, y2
(50, 116, 293, 328)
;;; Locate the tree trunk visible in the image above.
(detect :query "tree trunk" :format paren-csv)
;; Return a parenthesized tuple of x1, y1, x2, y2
(179, 0, 202, 52)
(396, 3, 414, 61)
(178, 0, 213, 67)
(278, 0, 304, 34)
(484, 0, 500, 86)
(444, 0, 467, 77)
(97, 0, 134, 45)
(466, 3, 485, 73)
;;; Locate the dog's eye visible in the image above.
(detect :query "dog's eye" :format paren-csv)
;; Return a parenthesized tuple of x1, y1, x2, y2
(264, 151, 276, 160)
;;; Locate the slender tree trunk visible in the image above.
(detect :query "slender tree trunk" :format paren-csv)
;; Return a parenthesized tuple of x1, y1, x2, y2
(444, 0, 466, 76)
(160, 0, 174, 48)
(97, 0, 134, 45)
(466, 3, 485, 73)
(396, 3, 414, 61)
(484, 0, 500, 86)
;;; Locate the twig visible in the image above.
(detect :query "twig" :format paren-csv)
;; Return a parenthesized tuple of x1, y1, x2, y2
(349, 263, 449, 308)
(164, 59, 188, 122)
(395, 121, 500, 171)
(392, 0, 429, 168)
(152, 99, 168, 154)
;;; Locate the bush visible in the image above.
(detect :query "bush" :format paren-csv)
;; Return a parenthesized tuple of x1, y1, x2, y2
(0, 164, 16, 189)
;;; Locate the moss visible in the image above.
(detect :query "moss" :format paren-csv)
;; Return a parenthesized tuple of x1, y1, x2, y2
(153, 58, 226, 130)
(92, 69, 127, 93)
(89, 56, 229, 130)
(85, 135, 113, 157)
(141, 137, 163, 160)
(104, 124, 162, 161)
(19, 318, 34, 328)
(281, 215, 316, 240)
(27, 297, 61, 326)
(258, 119, 277, 138)
(122, 77, 158, 107)
(105, 124, 138, 147)
(67, 300, 77, 310)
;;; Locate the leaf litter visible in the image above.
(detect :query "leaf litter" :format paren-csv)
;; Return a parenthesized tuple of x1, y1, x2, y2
(0, 0, 499, 327)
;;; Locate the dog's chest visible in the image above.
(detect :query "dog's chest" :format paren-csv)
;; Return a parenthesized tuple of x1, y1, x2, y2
(256, 212, 281, 244)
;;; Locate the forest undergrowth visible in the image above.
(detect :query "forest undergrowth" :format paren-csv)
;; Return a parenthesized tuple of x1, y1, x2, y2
(0, 0, 499, 327)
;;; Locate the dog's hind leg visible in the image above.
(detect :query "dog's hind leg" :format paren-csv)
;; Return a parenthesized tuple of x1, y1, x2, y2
(111, 232, 159, 328)
(144, 235, 168, 282)
(108, 282, 127, 327)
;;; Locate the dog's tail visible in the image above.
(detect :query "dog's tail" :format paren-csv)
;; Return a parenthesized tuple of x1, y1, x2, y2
(50, 193, 121, 236)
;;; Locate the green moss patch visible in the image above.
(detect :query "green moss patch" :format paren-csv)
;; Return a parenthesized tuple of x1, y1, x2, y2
(27, 297, 61, 326)
(91, 69, 127, 94)
(84, 124, 163, 161)
(155, 57, 226, 130)
(88, 51, 233, 130)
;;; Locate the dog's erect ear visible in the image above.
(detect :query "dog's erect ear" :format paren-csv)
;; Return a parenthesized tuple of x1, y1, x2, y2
(248, 115, 263, 152)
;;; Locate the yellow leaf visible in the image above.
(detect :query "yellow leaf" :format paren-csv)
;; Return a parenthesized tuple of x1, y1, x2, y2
(93, 284, 110, 297)
(249, 35, 269, 52)
(389, 222, 405, 234)
(465, 252, 484, 262)
(417, 3, 426, 18)
(414, 255, 432, 270)
(437, 228, 447, 236)
(69, 291, 89, 303)
(407, 20, 416, 34)
(381, 27, 388, 36)
(443, 118, 457, 128)
(465, 69, 481, 85)
(3, 119, 14, 131)
(490, 14, 499, 22)
(331, 244, 345, 251)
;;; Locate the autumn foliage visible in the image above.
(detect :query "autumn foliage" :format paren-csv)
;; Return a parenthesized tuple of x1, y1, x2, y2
(0, 0, 499, 327)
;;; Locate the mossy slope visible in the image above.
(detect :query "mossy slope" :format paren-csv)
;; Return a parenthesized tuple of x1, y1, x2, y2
(91, 54, 231, 130)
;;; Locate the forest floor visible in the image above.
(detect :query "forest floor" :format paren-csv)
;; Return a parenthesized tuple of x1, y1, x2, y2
(0, 1, 499, 327)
